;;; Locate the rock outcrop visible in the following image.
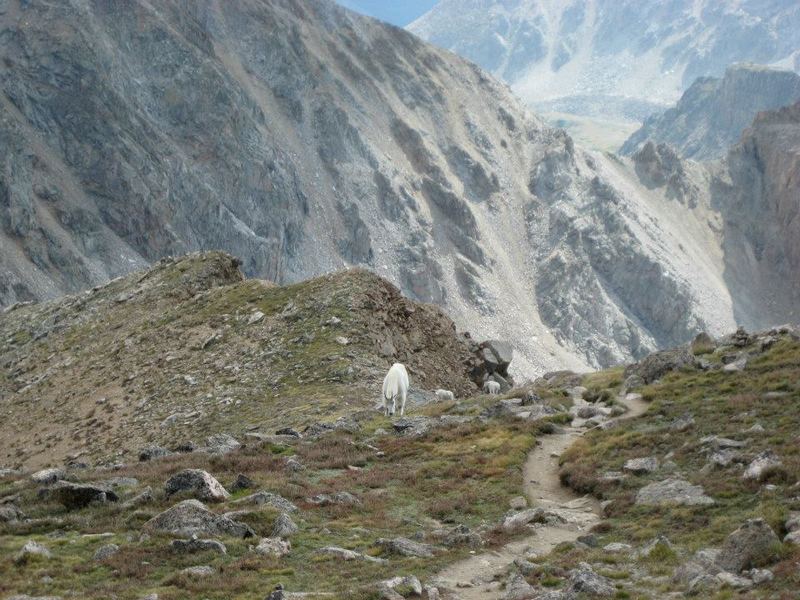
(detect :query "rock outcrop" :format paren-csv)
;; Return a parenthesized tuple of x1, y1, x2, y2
(621, 64, 800, 160)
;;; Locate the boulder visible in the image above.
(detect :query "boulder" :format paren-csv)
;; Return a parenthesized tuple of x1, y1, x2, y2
(308, 491, 360, 506)
(254, 537, 291, 557)
(636, 536, 673, 559)
(144, 499, 255, 538)
(635, 478, 714, 506)
(180, 565, 215, 577)
(123, 486, 154, 508)
(715, 571, 753, 589)
(715, 519, 780, 573)
(376, 537, 434, 558)
(232, 491, 298, 512)
(743, 451, 783, 481)
(203, 433, 241, 455)
(670, 413, 695, 431)
(623, 457, 659, 475)
(231, 474, 255, 492)
(624, 346, 695, 384)
(171, 537, 227, 555)
(15, 540, 52, 564)
(392, 416, 435, 437)
(164, 469, 230, 502)
(271, 513, 299, 538)
(31, 468, 66, 485)
(565, 562, 615, 597)
(439, 524, 483, 548)
(138, 445, 172, 462)
(380, 575, 423, 597)
(50, 481, 119, 509)
(0, 504, 26, 523)
(603, 543, 632, 553)
(316, 546, 387, 564)
(502, 508, 544, 532)
(502, 574, 536, 600)
(93, 544, 120, 561)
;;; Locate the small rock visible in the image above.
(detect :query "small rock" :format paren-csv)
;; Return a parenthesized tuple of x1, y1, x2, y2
(254, 537, 291, 557)
(503, 573, 537, 600)
(623, 457, 659, 475)
(603, 542, 632, 553)
(315, 546, 387, 564)
(232, 491, 298, 512)
(15, 540, 52, 564)
(0, 504, 26, 523)
(715, 571, 753, 589)
(92, 543, 119, 561)
(743, 451, 783, 481)
(123, 486, 154, 508)
(308, 491, 361, 506)
(171, 537, 227, 555)
(509, 496, 528, 510)
(203, 433, 241, 455)
(180, 565, 214, 577)
(636, 535, 673, 559)
(230, 474, 255, 492)
(275, 427, 302, 438)
(164, 469, 230, 502)
(566, 562, 615, 597)
(701, 436, 747, 450)
(715, 519, 780, 573)
(144, 499, 255, 538)
(335, 336, 350, 345)
(248, 311, 265, 324)
(670, 413, 695, 431)
(746, 568, 774, 585)
(271, 513, 299, 538)
(381, 575, 423, 597)
(284, 458, 304, 472)
(502, 508, 544, 532)
(51, 481, 119, 510)
(31, 468, 66, 485)
(635, 478, 714, 506)
(138, 446, 172, 462)
(376, 537, 434, 558)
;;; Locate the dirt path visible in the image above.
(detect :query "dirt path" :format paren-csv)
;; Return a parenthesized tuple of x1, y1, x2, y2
(433, 394, 649, 598)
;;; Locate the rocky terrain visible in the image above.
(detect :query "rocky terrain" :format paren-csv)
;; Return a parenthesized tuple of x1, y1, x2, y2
(2, 252, 799, 598)
(621, 64, 800, 160)
(7, 0, 791, 374)
(409, 0, 800, 129)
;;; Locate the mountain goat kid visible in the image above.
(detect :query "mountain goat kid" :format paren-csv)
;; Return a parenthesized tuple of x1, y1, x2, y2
(435, 389, 455, 401)
(382, 363, 410, 417)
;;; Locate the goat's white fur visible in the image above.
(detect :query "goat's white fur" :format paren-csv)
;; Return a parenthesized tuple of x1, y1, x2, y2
(383, 363, 410, 417)
(483, 380, 501, 395)
(435, 389, 455, 401)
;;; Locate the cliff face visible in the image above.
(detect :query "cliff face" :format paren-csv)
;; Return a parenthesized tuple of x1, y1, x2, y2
(621, 64, 800, 160)
(714, 101, 800, 326)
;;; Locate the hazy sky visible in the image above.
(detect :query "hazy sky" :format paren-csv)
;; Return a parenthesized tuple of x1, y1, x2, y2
(336, 1, 438, 26)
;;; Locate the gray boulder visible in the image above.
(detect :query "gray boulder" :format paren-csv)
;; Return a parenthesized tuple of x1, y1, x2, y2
(376, 537, 434, 558)
(565, 562, 615, 597)
(164, 469, 230, 502)
(138, 445, 172, 462)
(15, 540, 52, 564)
(254, 537, 291, 557)
(503, 508, 545, 532)
(171, 536, 227, 555)
(315, 546, 387, 564)
(308, 491, 360, 506)
(381, 575, 423, 598)
(0, 504, 26, 522)
(123, 486, 154, 508)
(271, 512, 299, 538)
(93, 544, 120, 561)
(743, 451, 783, 481)
(203, 433, 241, 455)
(624, 346, 694, 384)
(635, 478, 714, 506)
(50, 481, 119, 509)
(31, 468, 66, 485)
(503, 573, 537, 600)
(623, 457, 659, 475)
(232, 491, 297, 512)
(715, 519, 780, 573)
(144, 499, 255, 538)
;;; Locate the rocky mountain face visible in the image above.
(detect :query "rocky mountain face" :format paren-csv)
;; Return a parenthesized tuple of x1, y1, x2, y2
(713, 101, 800, 327)
(409, 0, 800, 121)
(0, 0, 797, 376)
(621, 64, 800, 160)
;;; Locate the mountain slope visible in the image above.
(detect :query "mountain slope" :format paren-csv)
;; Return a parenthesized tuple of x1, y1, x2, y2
(409, 0, 800, 121)
(621, 64, 800, 160)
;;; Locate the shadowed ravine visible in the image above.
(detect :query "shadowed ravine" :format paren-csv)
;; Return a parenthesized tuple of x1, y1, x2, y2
(433, 394, 649, 597)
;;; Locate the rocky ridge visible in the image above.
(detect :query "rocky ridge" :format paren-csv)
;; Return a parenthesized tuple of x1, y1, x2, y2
(621, 64, 800, 160)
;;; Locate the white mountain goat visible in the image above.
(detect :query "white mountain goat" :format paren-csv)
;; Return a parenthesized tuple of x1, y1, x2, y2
(435, 389, 455, 401)
(483, 380, 501, 395)
(382, 363, 410, 417)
